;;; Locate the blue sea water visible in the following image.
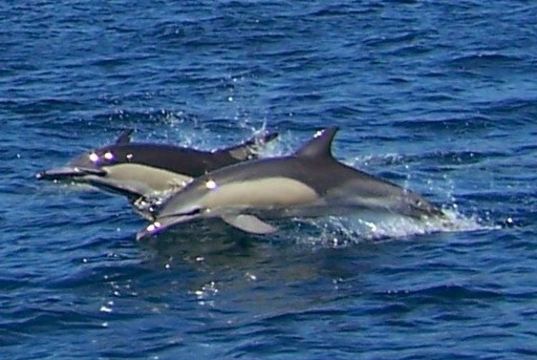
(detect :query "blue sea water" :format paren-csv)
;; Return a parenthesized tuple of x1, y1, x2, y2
(2, 0, 537, 358)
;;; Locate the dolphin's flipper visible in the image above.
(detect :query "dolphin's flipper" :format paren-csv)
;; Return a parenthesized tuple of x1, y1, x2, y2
(221, 214, 278, 234)
(115, 129, 134, 145)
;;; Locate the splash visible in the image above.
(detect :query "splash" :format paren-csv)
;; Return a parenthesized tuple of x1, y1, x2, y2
(116, 121, 498, 246)
(292, 208, 498, 248)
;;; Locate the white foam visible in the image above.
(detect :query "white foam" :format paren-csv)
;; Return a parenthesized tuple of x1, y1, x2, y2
(293, 209, 498, 247)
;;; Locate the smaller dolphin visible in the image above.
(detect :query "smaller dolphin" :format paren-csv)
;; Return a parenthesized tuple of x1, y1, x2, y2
(137, 127, 444, 240)
(37, 129, 278, 202)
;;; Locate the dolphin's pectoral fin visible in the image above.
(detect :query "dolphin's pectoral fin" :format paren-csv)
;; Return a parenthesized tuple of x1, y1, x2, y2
(221, 214, 278, 234)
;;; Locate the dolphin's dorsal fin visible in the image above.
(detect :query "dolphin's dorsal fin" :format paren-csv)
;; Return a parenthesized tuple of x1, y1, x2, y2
(115, 129, 134, 145)
(294, 127, 339, 159)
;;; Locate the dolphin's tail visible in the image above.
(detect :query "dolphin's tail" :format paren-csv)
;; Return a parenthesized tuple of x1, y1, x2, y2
(223, 131, 278, 161)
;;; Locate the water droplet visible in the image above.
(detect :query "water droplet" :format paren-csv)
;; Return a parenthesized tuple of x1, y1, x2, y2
(206, 179, 217, 189)
(245, 272, 257, 281)
(147, 222, 161, 232)
(89, 152, 99, 162)
(100, 305, 112, 313)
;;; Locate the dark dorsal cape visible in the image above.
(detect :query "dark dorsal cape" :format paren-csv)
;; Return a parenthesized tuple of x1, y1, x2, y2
(183, 126, 427, 201)
(87, 129, 278, 177)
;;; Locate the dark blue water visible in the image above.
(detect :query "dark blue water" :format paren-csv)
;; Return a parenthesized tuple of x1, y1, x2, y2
(2, 1, 537, 358)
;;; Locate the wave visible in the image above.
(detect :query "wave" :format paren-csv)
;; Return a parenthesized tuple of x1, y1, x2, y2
(377, 283, 504, 303)
(447, 52, 525, 70)
(391, 114, 495, 133)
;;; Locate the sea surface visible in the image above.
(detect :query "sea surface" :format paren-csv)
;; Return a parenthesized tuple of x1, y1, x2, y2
(2, 1, 537, 359)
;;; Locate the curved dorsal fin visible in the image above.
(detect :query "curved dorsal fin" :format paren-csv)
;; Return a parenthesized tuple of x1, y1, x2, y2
(294, 127, 339, 158)
(115, 129, 134, 145)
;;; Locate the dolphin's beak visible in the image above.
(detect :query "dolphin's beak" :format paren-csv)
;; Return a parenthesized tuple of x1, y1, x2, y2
(36, 166, 106, 180)
(136, 218, 172, 241)
(136, 213, 198, 241)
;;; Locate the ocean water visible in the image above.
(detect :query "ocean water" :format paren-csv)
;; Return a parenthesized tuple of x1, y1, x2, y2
(2, 1, 537, 358)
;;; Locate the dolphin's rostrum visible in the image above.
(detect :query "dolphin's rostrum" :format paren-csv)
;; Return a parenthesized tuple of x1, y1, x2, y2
(137, 127, 444, 240)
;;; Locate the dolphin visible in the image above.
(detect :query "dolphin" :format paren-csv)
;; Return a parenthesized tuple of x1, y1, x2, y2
(36, 129, 278, 202)
(137, 127, 444, 240)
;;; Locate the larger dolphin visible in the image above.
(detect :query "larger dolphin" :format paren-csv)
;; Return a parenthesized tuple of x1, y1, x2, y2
(37, 129, 277, 201)
(137, 127, 444, 240)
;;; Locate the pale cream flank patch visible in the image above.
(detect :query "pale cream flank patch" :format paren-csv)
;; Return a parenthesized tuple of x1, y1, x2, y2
(201, 177, 318, 209)
(104, 164, 192, 192)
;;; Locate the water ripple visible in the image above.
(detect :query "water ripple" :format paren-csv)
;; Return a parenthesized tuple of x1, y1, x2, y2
(2, 0, 537, 359)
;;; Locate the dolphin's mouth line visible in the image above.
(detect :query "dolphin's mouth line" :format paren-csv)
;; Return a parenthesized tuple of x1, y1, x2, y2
(159, 207, 203, 219)
(36, 166, 107, 180)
